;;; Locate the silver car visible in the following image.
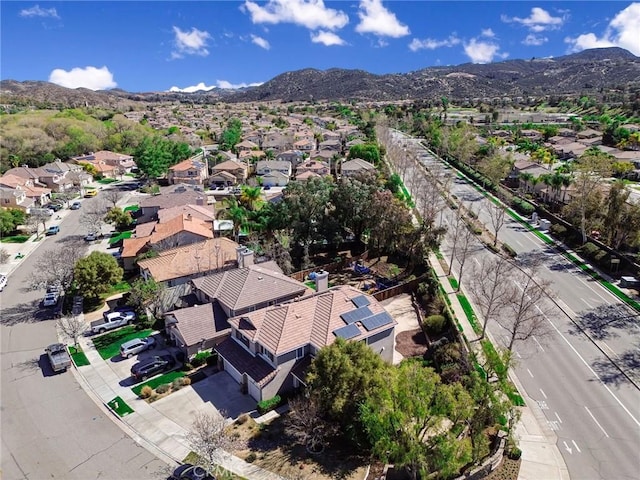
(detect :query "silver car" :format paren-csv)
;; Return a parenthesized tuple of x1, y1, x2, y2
(119, 337, 156, 358)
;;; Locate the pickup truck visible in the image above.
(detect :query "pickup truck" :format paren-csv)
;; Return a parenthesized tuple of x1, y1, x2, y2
(90, 311, 135, 334)
(45, 343, 72, 373)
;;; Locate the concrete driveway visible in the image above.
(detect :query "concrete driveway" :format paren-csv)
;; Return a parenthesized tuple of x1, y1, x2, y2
(380, 293, 421, 364)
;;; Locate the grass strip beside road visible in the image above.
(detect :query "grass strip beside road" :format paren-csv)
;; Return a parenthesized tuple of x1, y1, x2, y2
(456, 294, 481, 334)
(69, 345, 90, 366)
(93, 326, 153, 359)
(107, 396, 134, 417)
(132, 371, 185, 397)
(448, 277, 459, 290)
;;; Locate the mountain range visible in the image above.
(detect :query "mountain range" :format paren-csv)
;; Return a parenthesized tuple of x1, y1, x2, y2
(1, 47, 639, 108)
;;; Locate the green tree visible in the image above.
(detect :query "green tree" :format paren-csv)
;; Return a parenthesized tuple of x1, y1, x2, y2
(104, 207, 132, 231)
(348, 143, 380, 165)
(74, 251, 123, 299)
(239, 185, 263, 212)
(220, 118, 242, 152)
(331, 173, 378, 247)
(0, 208, 25, 235)
(129, 277, 166, 317)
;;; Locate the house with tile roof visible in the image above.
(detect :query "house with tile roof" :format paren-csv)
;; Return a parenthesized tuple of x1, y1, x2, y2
(295, 160, 330, 177)
(137, 185, 213, 224)
(215, 284, 397, 401)
(210, 159, 248, 183)
(0, 186, 35, 211)
(256, 160, 292, 177)
(340, 158, 376, 178)
(72, 150, 136, 172)
(138, 237, 239, 286)
(0, 174, 51, 206)
(165, 259, 309, 357)
(167, 154, 209, 185)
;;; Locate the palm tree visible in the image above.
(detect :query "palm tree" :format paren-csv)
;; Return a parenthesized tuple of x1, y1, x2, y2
(239, 185, 263, 212)
(518, 172, 534, 194)
(218, 197, 248, 243)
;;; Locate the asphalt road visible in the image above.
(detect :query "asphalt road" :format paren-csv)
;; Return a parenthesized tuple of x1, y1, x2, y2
(390, 130, 640, 480)
(0, 193, 168, 480)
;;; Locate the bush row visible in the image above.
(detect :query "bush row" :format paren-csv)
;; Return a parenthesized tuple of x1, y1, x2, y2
(511, 197, 535, 216)
(257, 395, 282, 415)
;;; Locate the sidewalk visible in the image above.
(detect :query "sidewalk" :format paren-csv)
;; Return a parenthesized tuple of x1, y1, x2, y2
(71, 329, 286, 480)
(428, 252, 570, 480)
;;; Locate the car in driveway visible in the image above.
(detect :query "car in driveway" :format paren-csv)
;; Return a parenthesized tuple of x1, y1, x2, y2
(170, 464, 216, 480)
(42, 292, 60, 307)
(70, 202, 81, 210)
(120, 337, 156, 358)
(45, 202, 63, 212)
(130, 355, 176, 382)
(46, 225, 60, 235)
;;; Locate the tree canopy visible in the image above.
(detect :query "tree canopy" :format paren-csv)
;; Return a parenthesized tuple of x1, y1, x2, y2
(74, 251, 123, 299)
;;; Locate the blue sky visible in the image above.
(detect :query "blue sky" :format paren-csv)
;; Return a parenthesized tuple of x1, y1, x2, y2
(2, 1, 639, 93)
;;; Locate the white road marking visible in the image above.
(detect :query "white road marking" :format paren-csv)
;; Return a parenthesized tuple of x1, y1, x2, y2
(540, 388, 547, 399)
(514, 239, 524, 247)
(533, 336, 545, 352)
(548, 420, 560, 431)
(585, 406, 610, 438)
(542, 311, 640, 429)
(572, 440, 581, 453)
(515, 350, 522, 359)
(537, 400, 548, 409)
(555, 412, 563, 423)
(563, 441, 573, 454)
(527, 368, 534, 378)
(601, 341, 617, 356)
(581, 297, 594, 309)
(474, 257, 481, 266)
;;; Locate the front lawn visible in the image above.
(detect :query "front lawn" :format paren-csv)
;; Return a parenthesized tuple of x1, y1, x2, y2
(97, 178, 118, 184)
(107, 396, 134, 417)
(69, 345, 90, 366)
(1, 235, 30, 243)
(107, 280, 131, 295)
(123, 204, 139, 213)
(108, 230, 132, 245)
(132, 371, 185, 396)
(92, 326, 153, 359)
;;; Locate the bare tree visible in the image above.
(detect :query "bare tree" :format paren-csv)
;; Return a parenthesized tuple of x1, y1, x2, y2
(27, 211, 50, 237)
(487, 202, 507, 247)
(30, 245, 86, 291)
(471, 255, 515, 339)
(285, 395, 337, 453)
(80, 203, 108, 235)
(454, 220, 476, 292)
(102, 188, 123, 208)
(57, 315, 87, 346)
(496, 267, 554, 369)
(446, 210, 466, 275)
(187, 411, 239, 471)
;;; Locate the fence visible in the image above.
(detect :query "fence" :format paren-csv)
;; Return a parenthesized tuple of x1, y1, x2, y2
(372, 276, 424, 302)
(289, 251, 370, 282)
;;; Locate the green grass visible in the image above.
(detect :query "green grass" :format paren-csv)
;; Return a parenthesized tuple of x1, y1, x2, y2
(448, 277, 459, 290)
(182, 452, 247, 480)
(68, 345, 90, 366)
(456, 294, 481, 334)
(132, 371, 185, 396)
(1, 234, 30, 243)
(93, 326, 153, 359)
(97, 178, 118, 184)
(107, 396, 134, 417)
(107, 280, 131, 295)
(123, 204, 139, 213)
(481, 340, 507, 381)
(435, 250, 444, 260)
(108, 230, 132, 244)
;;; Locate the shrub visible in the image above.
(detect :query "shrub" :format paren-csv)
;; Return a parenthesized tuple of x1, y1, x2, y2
(508, 447, 522, 460)
(155, 383, 170, 394)
(425, 314, 446, 334)
(580, 242, 598, 257)
(182, 363, 194, 371)
(257, 395, 282, 414)
(502, 243, 517, 257)
(236, 413, 250, 425)
(191, 356, 205, 368)
(594, 249, 608, 265)
(206, 353, 218, 366)
(172, 378, 183, 390)
(549, 223, 567, 239)
(139, 385, 153, 398)
(246, 452, 257, 463)
(180, 376, 191, 386)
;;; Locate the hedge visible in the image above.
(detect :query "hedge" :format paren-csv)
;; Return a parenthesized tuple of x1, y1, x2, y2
(257, 395, 282, 415)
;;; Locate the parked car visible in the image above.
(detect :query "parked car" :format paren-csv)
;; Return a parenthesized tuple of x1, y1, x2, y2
(30, 207, 54, 217)
(84, 233, 98, 242)
(84, 190, 98, 198)
(90, 311, 135, 334)
(45, 203, 63, 212)
(47, 283, 62, 295)
(70, 202, 81, 210)
(0, 274, 7, 291)
(42, 292, 60, 307)
(130, 355, 176, 382)
(263, 185, 271, 190)
(46, 225, 60, 235)
(120, 337, 156, 358)
(170, 464, 216, 480)
(45, 343, 72, 373)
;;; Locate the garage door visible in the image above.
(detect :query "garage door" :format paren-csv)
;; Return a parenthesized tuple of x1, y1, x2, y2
(220, 355, 242, 383)
(248, 379, 261, 402)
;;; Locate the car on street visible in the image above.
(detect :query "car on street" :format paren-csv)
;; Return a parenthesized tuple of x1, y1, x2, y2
(170, 464, 216, 480)
(84, 233, 99, 242)
(47, 283, 62, 295)
(84, 190, 98, 198)
(130, 355, 176, 382)
(45, 203, 63, 212)
(45, 343, 72, 373)
(70, 202, 81, 210)
(46, 225, 60, 235)
(42, 292, 60, 307)
(0, 274, 7, 291)
(263, 185, 271, 190)
(119, 337, 156, 358)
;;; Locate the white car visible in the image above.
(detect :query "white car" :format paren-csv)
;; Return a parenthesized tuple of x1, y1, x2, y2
(120, 337, 156, 358)
(0, 275, 7, 292)
(43, 292, 59, 307)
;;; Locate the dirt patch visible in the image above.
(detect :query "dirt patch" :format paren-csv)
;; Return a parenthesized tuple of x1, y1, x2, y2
(395, 327, 428, 358)
(228, 415, 369, 480)
(484, 456, 521, 480)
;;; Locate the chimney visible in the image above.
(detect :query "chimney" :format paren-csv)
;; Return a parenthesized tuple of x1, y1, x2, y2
(196, 196, 205, 206)
(315, 270, 329, 292)
(241, 248, 254, 267)
(236, 246, 246, 268)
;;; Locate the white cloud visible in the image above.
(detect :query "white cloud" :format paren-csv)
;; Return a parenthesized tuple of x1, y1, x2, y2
(463, 38, 507, 63)
(168, 80, 264, 92)
(565, 2, 640, 56)
(19, 4, 59, 18)
(251, 34, 271, 50)
(311, 30, 346, 46)
(172, 26, 211, 59)
(409, 35, 460, 52)
(522, 33, 548, 46)
(481, 28, 495, 38)
(501, 7, 565, 31)
(355, 0, 409, 38)
(48, 66, 117, 90)
(242, 0, 348, 30)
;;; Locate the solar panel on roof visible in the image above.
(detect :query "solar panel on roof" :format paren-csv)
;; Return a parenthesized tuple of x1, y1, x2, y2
(361, 312, 394, 331)
(340, 306, 372, 324)
(351, 295, 370, 308)
(333, 323, 361, 340)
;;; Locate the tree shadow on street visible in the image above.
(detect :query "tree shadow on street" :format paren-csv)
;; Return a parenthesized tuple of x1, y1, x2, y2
(590, 345, 640, 387)
(0, 300, 47, 326)
(570, 303, 637, 341)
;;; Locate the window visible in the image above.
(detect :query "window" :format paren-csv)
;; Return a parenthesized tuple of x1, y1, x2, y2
(235, 330, 250, 348)
(296, 347, 304, 359)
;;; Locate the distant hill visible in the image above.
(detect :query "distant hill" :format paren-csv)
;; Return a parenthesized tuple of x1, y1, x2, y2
(1, 47, 639, 108)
